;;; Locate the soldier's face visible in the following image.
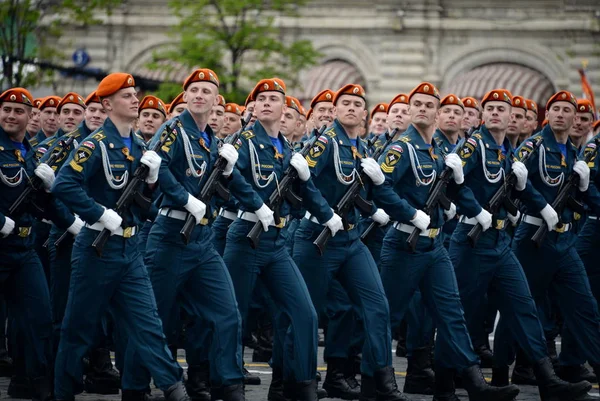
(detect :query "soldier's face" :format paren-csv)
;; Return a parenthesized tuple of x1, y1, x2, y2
(103, 87, 139, 122)
(461, 108, 481, 131)
(334, 95, 366, 128)
(27, 107, 40, 134)
(139, 109, 165, 136)
(547, 102, 575, 134)
(171, 103, 187, 118)
(572, 112, 594, 139)
(523, 111, 537, 136)
(244, 101, 256, 124)
(298, 116, 307, 137)
(184, 82, 218, 116)
(369, 112, 388, 135)
(0, 102, 31, 138)
(208, 105, 225, 135)
(85, 102, 107, 130)
(387, 103, 410, 132)
(40, 107, 59, 134)
(437, 105, 464, 135)
(312, 102, 334, 127)
(222, 112, 242, 136)
(255, 91, 285, 124)
(59, 104, 85, 132)
(409, 94, 438, 128)
(280, 109, 300, 137)
(482, 101, 511, 132)
(507, 108, 526, 137)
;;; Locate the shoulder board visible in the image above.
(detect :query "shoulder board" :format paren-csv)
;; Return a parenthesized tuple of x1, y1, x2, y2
(241, 130, 255, 140)
(324, 128, 336, 138)
(91, 131, 106, 142)
(399, 136, 410, 143)
(66, 129, 80, 138)
(471, 132, 483, 140)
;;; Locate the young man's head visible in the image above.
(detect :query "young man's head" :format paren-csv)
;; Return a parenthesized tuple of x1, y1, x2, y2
(0, 88, 34, 139)
(96, 73, 139, 123)
(250, 78, 287, 125)
(38, 96, 62, 136)
(182, 68, 220, 117)
(27, 98, 43, 134)
(222, 103, 243, 136)
(84, 91, 107, 131)
(138, 95, 167, 139)
(407, 82, 441, 130)
(437, 94, 464, 136)
(545, 91, 577, 136)
(369, 103, 388, 135)
(572, 98, 595, 141)
(461, 97, 481, 132)
(506, 95, 527, 140)
(280, 96, 303, 138)
(480, 89, 513, 133)
(387, 94, 410, 133)
(209, 94, 226, 136)
(310, 89, 335, 128)
(57, 92, 86, 132)
(332, 84, 367, 129)
(168, 92, 187, 118)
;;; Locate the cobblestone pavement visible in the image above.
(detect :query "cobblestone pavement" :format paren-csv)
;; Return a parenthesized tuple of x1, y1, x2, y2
(0, 341, 597, 400)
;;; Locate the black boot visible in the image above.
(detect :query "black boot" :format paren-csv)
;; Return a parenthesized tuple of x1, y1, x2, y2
(322, 358, 360, 400)
(122, 389, 151, 401)
(84, 348, 121, 395)
(32, 376, 53, 401)
(268, 368, 288, 401)
(243, 366, 261, 386)
(395, 322, 407, 358)
(432, 368, 459, 401)
(316, 387, 328, 400)
(212, 383, 245, 401)
(533, 357, 592, 401)
(186, 363, 211, 401)
(0, 348, 13, 377)
(462, 364, 520, 401)
(547, 338, 559, 367)
(373, 366, 410, 401)
(491, 366, 510, 387)
(294, 380, 318, 401)
(403, 347, 435, 395)
(511, 348, 537, 385)
(475, 342, 494, 369)
(345, 356, 360, 392)
(251, 345, 272, 363)
(165, 381, 192, 401)
(557, 364, 598, 384)
(359, 375, 375, 401)
(8, 374, 31, 398)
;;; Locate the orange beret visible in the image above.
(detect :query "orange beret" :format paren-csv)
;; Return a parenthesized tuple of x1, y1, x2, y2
(370, 103, 389, 119)
(481, 89, 512, 106)
(310, 89, 335, 109)
(239, 105, 246, 114)
(183, 68, 219, 90)
(306, 108, 313, 120)
(33, 98, 44, 108)
(57, 92, 85, 112)
(84, 91, 101, 106)
(168, 92, 185, 114)
(389, 93, 409, 107)
(546, 90, 577, 110)
(39, 96, 62, 110)
(333, 84, 366, 105)
(245, 93, 255, 106)
(139, 95, 166, 117)
(511, 95, 527, 111)
(0, 88, 34, 106)
(408, 82, 440, 102)
(440, 94, 464, 109)
(225, 103, 242, 116)
(577, 99, 595, 117)
(461, 97, 480, 110)
(286, 96, 302, 115)
(97, 73, 135, 98)
(251, 78, 286, 100)
(215, 95, 226, 108)
(526, 99, 538, 115)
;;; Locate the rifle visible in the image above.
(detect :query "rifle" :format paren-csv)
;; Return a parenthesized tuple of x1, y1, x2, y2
(313, 128, 398, 255)
(9, 135, 76, 217)
(531, 136, 600, 247)
(91, 119, 179, 256)
(179, 113, 252, 244)
(246, 125, 327, 249)
(467, 136, 544, 247)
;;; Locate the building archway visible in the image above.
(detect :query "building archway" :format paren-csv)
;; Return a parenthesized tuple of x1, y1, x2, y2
(300, 59, 367, 103)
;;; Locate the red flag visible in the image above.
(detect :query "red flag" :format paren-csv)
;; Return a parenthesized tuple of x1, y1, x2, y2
(579, 68, 596, 117)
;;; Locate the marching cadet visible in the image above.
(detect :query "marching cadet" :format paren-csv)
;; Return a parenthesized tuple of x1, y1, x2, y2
(137, 95, 167, 143)
(310, 89, 335, 129)
(221, 103, 243, 138)
(447, 88, 591, 401)
(368, 103, 389, 139)
(506, 95, 528, 149)
(209, 94, 226, 139)
(35, 92, 86, 157)
(169, 92, 187, 118)
(222, 78, 326, 400)
(26, 98, 43, 139)
(367, 82, 520, 401)
(571, 99, 595, 150)
(294, 83, 408, 401)
(243, 93, 256, 125)
(520, 100, 539, 142)
(280, 95, 304, 145)
(460, 97, 482, 136)
(122, 69, 245, 401)
(29, 96, 61, 147)
(503, 90, 600, 396)
(51, 73, 190, 401)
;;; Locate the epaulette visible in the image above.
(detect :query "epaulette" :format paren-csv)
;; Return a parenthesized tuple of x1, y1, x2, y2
(399, 135, 411, 143)
(241, 130, 255, 140)
(324, 127, 336, 138)
(66, 129, 81, 138)
(91, 131, 106, 142)
(471, 132, 483, 140)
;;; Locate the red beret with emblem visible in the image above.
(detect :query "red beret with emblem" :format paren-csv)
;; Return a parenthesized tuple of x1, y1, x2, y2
(57, 92, 86, 112)
(526, 99, 538, 115)
(0, 88, 34, 106)
(250, 78, 286, 100)
(286, 96, 302, 115)
(33, 97, 44, 108)
(245, 93, 255, 107)
(408, 82, 440, 102)
(333, 84, 366, 106)
(577, 99, 595, 118)
(225, 103, 242, 116)
(310, 89, 335, 109)
(389, 93, 409, 107)
(545, 90, 577, 111)
(511, 95, 527, 111)
(216, 95, 226, 108)
(461, 97, 480, 110)
(306, 108, 313, 120)
(183, 68, 219, 90)
(139, 95, 167, 117)
(440, 94, 464, 109)
(84, 91, 101, 106)
(481, 89, 512, 106)
(97, 73, 135, 98)
(39, 95, 62, 110)
(370, 103, 389, 119)
(168, 92, 185, 114)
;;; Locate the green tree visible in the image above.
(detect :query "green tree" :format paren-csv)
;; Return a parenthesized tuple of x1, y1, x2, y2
(151, 0, 321, 104)
(0, 0, 122, 89)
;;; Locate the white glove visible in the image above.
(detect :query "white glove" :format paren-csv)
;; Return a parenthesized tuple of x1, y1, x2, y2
(445, 153, 464, 184)
(511, 161, 528, 191)
(98, 209, 122, 234)
(324, 213, 343, 237)
(573, 160, 590, 192)
(34, 163, 55, 191)
(361, 157, 385, 186)
(371, 209, 390, 226)
(67, 216, 84, 236)
(474, 209, 492, 232)
(290, 153, 311, 182)
(444, 202, 457, 221)
(540, 204, 559, 231)
(0, 216, 15, 237)
(184, 194, 207, 225)
(219, 144, 238, 177)
(410, 210, 430, 231)
(255, 203, 275, 232)
(140, 151, 161, 184)
(508, 210, 521, 226)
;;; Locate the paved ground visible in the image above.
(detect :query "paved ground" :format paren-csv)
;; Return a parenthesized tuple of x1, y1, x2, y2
(0, 341, 597, 400)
